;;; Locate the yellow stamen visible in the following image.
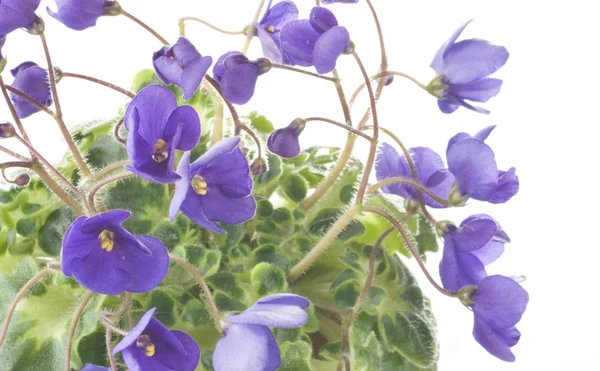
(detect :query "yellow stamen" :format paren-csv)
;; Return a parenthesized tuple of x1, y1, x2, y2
(152, 139, 168, 163)
(144, 343, 155, 357)
(99, 230, 115, 252)
(191, 175, 208, 195)
(267, 25, 275, 33)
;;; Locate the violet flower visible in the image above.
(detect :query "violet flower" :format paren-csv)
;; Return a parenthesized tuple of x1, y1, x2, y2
(470, 275, 528, 361)
(446, 125, 519, 203)
(113, 308, 200, 371)
(9, 62, 52, 119)
(256, 0, 298, 64)
(153, 37, 213, 100)
(80, 365, 109, 371)
(375, 143, 454, 208)
(267, 118, 305, 158)
(47, 0, 121, 31)
(280, 7, 351, 74)
(61, 209, 169, 295)
(169, 137, 256, 234)
(439, 214, 509, 292)
(213, 51, 271, 105)
(429, 20, 509, 114)
(0, 0, 42, 36)
(124, 84, 201, 184)
(213, 294, 310, 371)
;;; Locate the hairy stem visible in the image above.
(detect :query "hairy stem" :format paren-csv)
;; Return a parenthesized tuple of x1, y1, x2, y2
(33, 164, 83, 214)
(62, 72, 135, 98)
(121, 9, 169, 45)
(113, 118, 126, 144)
(93, 160, 132, 181)
(366, 177, 451, 206)
(179, 17, 245, 37)
(304, 117, 375, 142)
(0, 145, 29, 161)
(88, 172, 134, 209)
(0, 264, 60, 349)
(169, 254, 221, 330)
(349, 71, 428, 110)
(4, 85, 56, 117)
(0, 77, 31, 143)
(242, 0, 267, 54)
(106, 328, 118, 371)
(271, 64, 337, 82)
(288, 205, 361, 281)
(65, 292, 96, 371)
(99, 313, 129, 336)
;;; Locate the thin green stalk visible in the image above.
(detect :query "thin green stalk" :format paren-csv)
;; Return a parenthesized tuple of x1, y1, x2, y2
(242, 0, 267, 54)
(179, 17, 245, 37)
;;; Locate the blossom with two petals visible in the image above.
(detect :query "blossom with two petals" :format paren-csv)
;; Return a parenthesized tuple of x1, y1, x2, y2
(0, 0, 42, 36)
(213, 294, 310, 371)
(61, 210, 169, 295)
(9, 62, 52, 119)
(256, 0, 298, 64)
(124, 84, 201, 184)
(47, 0, 122, 31)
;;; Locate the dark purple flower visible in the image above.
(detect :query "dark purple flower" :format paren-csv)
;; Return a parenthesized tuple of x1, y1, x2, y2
(375, 143, 454, 208)
(267, 118, 305, 158)
(113, 308, 200, 371)
(440, 214, 509, 292)
(213, 294, 310, 371)
(169, 137, 256, 234)
(80, 365, 109, 371)
(446, 125, 519, 203)
(213, 51, 270, 105)
(0, 0, 42, 36)
(471, 275, 528, 361)
(429, 20, 509, 114)
(61, 209, 169, 295)
(47, 0, 121, 31)
(280, 7, 350, 74)
(124, 84, 201, 184)
(153, 37, 213, 100)
(9, 62, 52, 119)
(256, 0, 298, 64)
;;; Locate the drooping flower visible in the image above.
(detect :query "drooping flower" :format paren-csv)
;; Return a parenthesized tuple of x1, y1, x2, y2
(267, 118, 305, 158)
(0, 0, 42, 36)
(80, 365, 109, 371)
(153, 37, 213, 100)
(439, 214, 509, 292)
(113, 308, 200, 371)
(124, 84, 201, 184)
(256, 0, 299, 64)
(213, 294, 310, 371)
(470, 275, 528, 361)
(429, 20, 509, 114)
(212, 51, 271, 105)
(9, 62, 52, 119)
(61, 209, 169, 295)
(280, 7, 351, 74)
(47, 0, 121, 31)
(169, 137, 256, 234)
(446, 125, 519, 203)
(375, 143, 454, 208)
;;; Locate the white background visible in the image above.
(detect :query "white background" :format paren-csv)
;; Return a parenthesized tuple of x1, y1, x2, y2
(1, 0, 599, 370)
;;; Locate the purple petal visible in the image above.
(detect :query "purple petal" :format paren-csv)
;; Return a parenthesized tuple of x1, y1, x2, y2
(190, 137, 241, 173)
(473, 275, 529, 329)
(213, 51, 241, 83)
(213, 324, 281, 371)
(450, 217, 498, 252)
(489, 168, 519, 204)
(61, 217, 93, 276)
(155, 330, 200, 371)
(473, 319, 517, 362)
(200, 187, 256, 225)
(164, 105, 201, 151)
(448, 78, 503, 103)
(437, 99, 460, 114)
(439, 239, 486, 291)
(181, 56, 212, 100)
(313, 26, 349, 74)
(471, 240, 505, 266)
(113, 308, 157, 354)
(430, 19, 473, 74)
(422, 169, 455, 208)
(122, 235, 169, 293)
(69, 246, 131, 295)
(260, 0, 299, 30)
(153, 55, 183, 86)
(256, 25, 285, 64)
(220, 55, 259, 105)
(227, 294, 309, 328)
(200, 147, 252, 198)
(447, 138, 498, 200)
(255, 293, 310, 308)
(267, 126, 302, 158)
(79, 209, 131, 234)
(374, 143, 411, 199)
(441, 39, 509, 84)
(180, 200, 225, 234)
(170, 152, 191, 222)
(280, 19, 320, 66)
(80, 364, 110, 371)
(10, 64, 52, 119)
(46, 0, 106, 31)
(309, 7, 338, 33)
(474, 125, 496, 142)
(124, 85, 177, 141)
(172, 37, 202, 66)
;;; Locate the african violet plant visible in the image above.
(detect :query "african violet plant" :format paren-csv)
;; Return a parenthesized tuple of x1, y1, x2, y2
(0, 0, 528, 370)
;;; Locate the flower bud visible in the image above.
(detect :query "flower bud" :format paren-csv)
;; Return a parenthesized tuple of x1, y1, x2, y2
(0, 123, 16, 138)
(14, 173, 30, 186)
(267, 118, 306, 158)
(250, 157, 267, 175)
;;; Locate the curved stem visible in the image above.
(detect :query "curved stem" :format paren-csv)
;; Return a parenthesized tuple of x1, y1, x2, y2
(352, 52, 379, 205)
(363, 206, 457, 297)
(88, 172, 134, 208)
(288, 205, 361, 281)
(121, 9, 169, 45)
(271, 64, 336, 82)
(62, 72, 135, 98)
(179, 17, 245, 37)
(349, 71, 428, 111)
(169, 254, 221, 330)
(1, 161, 32, 185)
(304, 117, 374, 142)
(242, 0, 267, 54)
(93, 160, 131, 181)
(113, 118, 126, 144)
(65, 292, 96, 371)
(39, 33, 92, 177)
(0, 77, 31, 143)
(367, 177, 451, 206)
(0, 265, 59, 349)
(106, 328, 118, 371)
(99, 313, 129, 336)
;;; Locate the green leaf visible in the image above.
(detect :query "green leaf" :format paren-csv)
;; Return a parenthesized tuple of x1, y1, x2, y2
(278, 341, 312, 371)
(309, 208, 365, 240)
(251, 262, 287, 296)
(152, 221, 180, 252)
(146, 289, 176, 326)
(255, 153, 282, 188)
(280, 174, 308, 203)
(415, 215, 439, 258)
(77, 328, 109, 368)
(253, 244, 289, 272)
(38, 206, 76, 256)
(247, 111, 274, 133)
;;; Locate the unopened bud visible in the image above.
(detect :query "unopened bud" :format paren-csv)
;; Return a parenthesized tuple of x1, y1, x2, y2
(251, 157, 267, 175)
(53, 66, 64, 83)
(14, 173, 30, 186)
(385, 75, 394, 86)
(0, 123, 16, 138)
(343, 41, 355, 55)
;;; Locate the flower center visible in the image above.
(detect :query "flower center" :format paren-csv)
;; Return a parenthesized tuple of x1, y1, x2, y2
(136, 335, 156, 357)
(99, 230, 115, 252)
(191, 174, 208, 195)
(152, 139, 168, 163)
(267, 25, 275, 33)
